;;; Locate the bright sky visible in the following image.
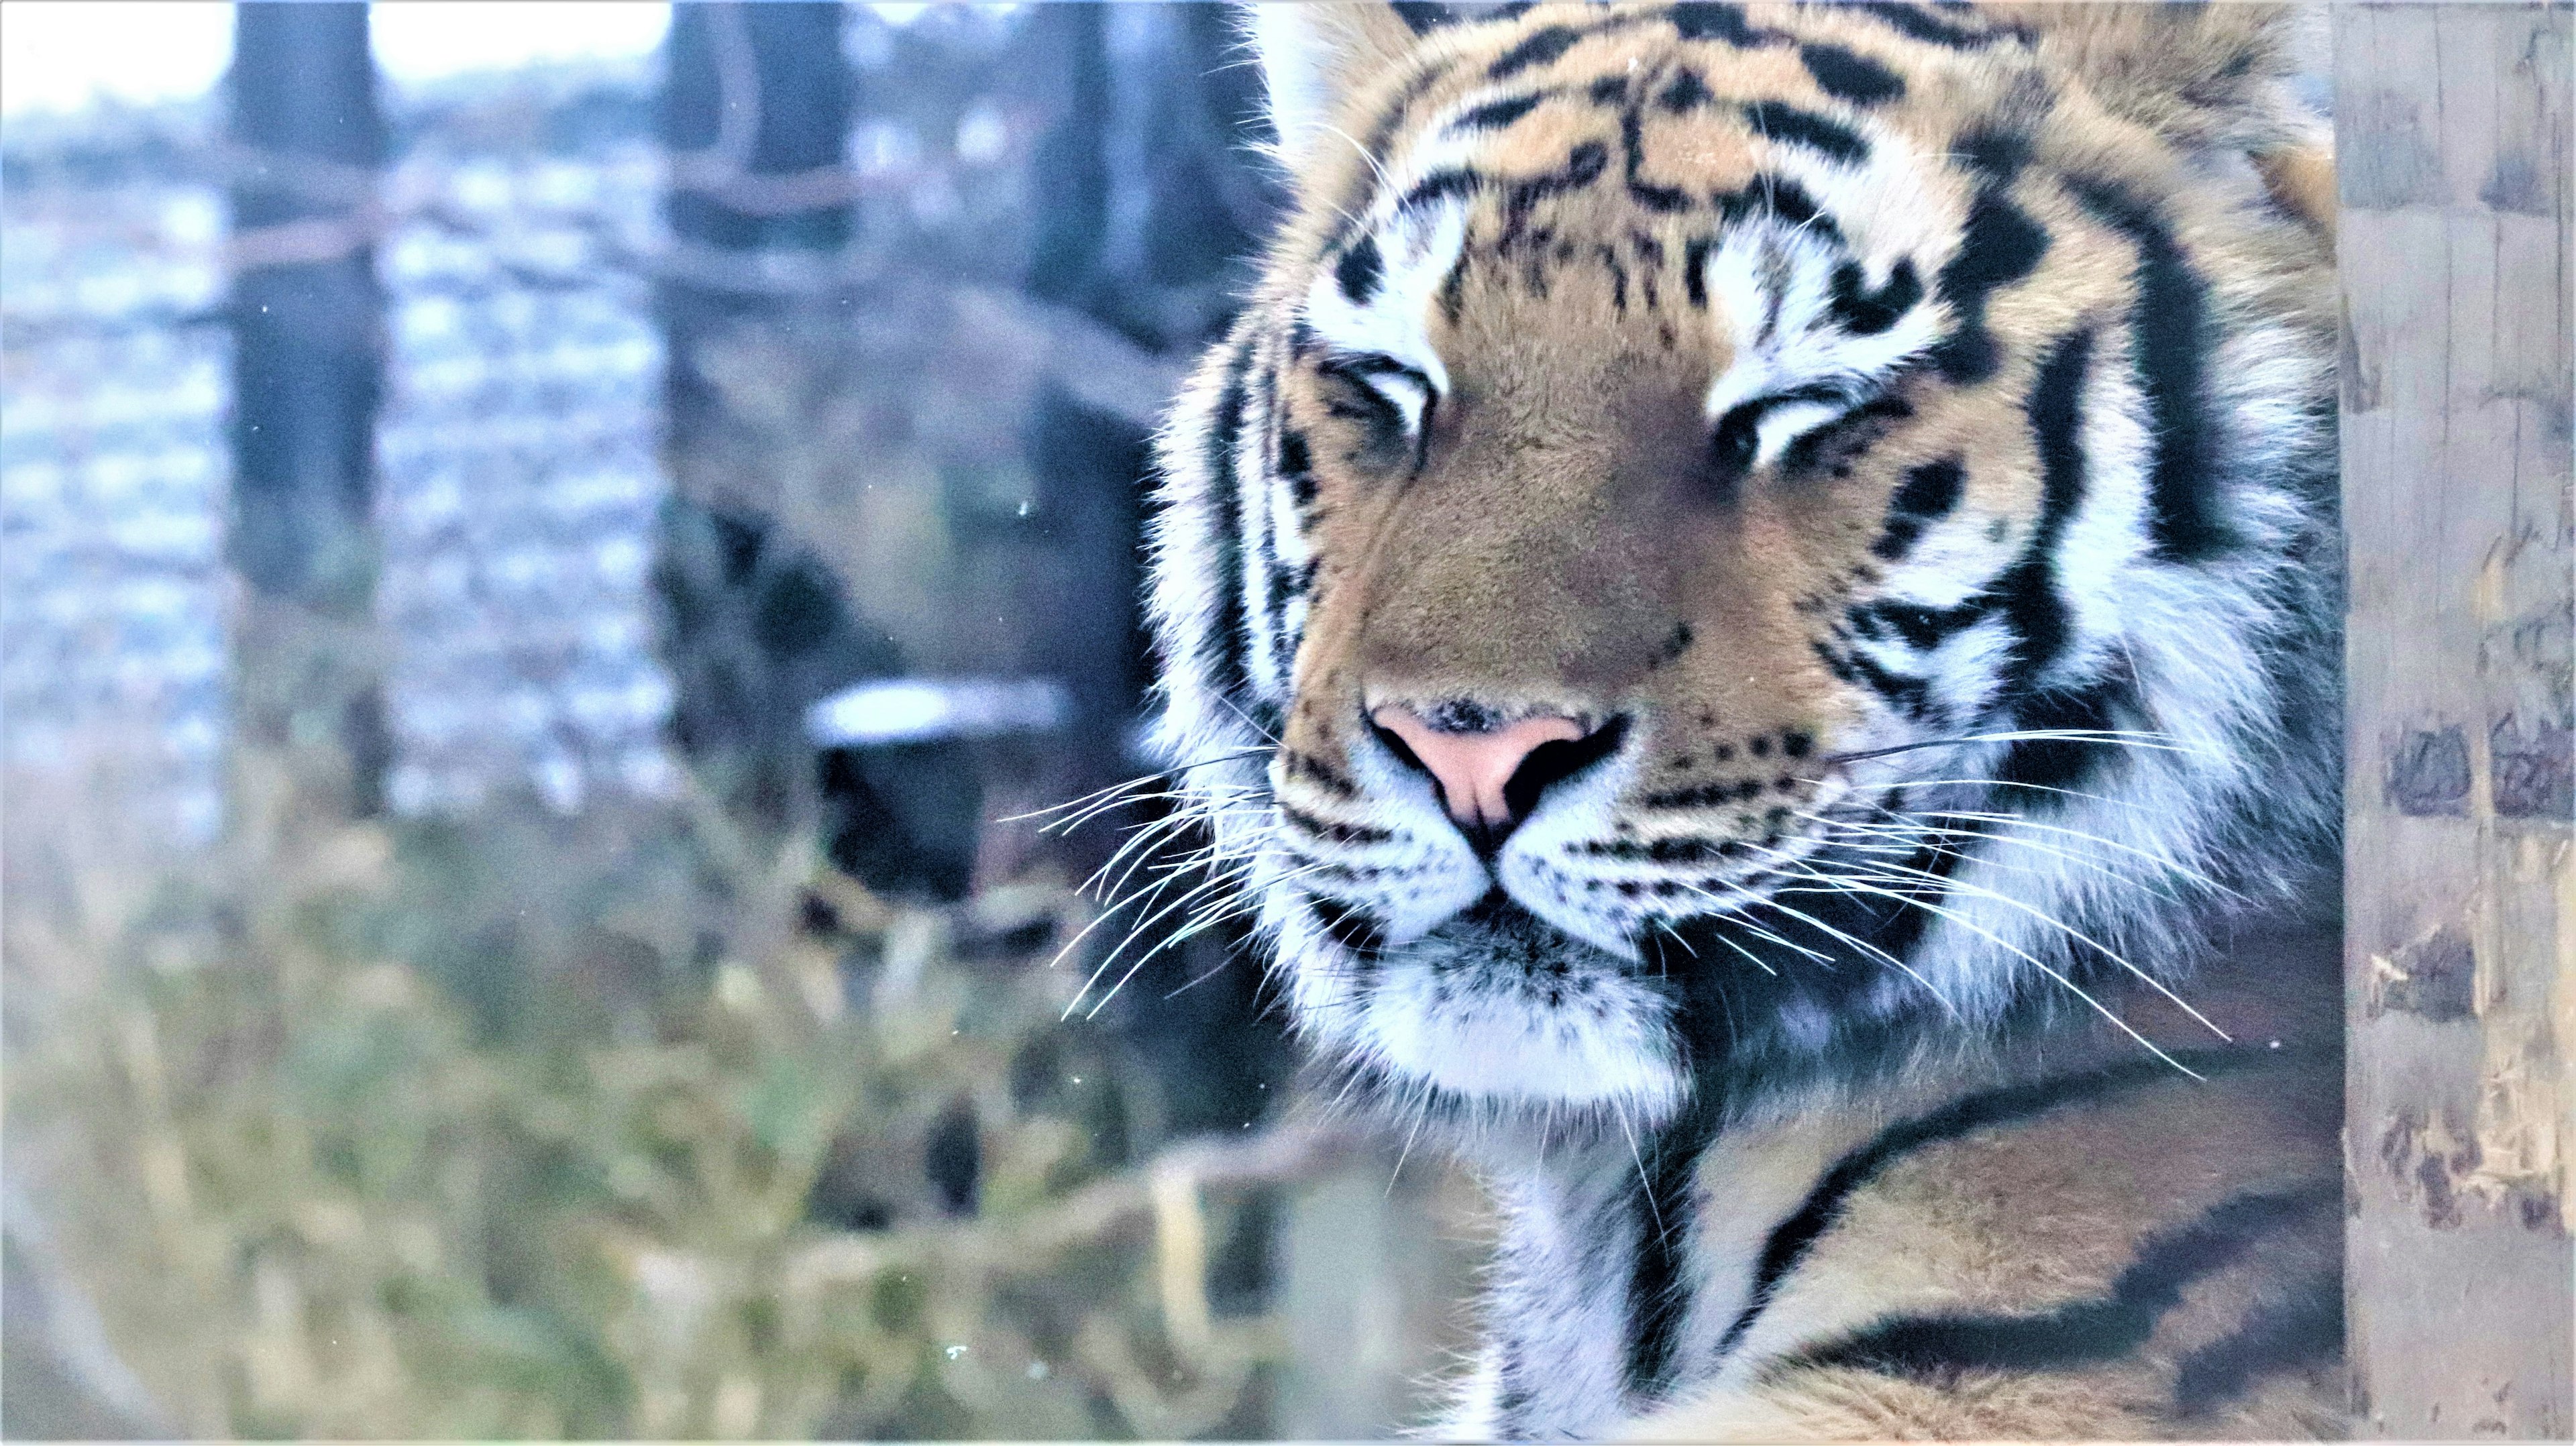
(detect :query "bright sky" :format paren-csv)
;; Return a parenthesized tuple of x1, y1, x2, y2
(371, 3, 672, 87)
(0, 1, 676, 119)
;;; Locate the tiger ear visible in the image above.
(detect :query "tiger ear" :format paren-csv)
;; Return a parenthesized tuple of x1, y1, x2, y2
(1984, 2, 2320, 151)
(1984, 2, 2332, 235)
(1239, 2, 1428, 167)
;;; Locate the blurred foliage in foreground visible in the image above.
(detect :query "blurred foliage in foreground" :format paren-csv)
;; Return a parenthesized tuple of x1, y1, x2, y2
(2, 757, 1371, 1439)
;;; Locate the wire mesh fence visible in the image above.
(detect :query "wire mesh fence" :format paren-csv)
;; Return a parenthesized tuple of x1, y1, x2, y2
(0, 5, 1485, 1438)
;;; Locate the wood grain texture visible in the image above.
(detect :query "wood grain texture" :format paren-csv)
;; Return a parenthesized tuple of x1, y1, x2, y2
(2336, 4, 2575, 1439)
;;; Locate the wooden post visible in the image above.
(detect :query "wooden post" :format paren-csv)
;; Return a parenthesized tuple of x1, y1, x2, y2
(2336, 4, 2574, 1437)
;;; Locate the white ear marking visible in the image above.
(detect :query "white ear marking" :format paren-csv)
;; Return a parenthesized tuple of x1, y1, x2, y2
(1242, 3, 1345, 166)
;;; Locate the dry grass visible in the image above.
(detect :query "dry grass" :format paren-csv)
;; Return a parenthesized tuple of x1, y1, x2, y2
(2, 755, 1350, 1439)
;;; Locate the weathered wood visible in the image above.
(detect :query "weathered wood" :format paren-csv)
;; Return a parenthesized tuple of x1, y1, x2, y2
(2337, 4, 2575, 1438)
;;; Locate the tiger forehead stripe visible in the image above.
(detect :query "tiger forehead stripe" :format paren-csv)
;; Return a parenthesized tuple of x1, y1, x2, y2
(1337, 19, 1972, 254)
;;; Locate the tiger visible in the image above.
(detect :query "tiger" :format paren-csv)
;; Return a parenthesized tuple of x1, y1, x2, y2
(1140, 3, 2345, 1439)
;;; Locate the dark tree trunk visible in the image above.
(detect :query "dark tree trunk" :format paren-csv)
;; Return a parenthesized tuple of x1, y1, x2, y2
(226, 2, 391, 824)
(653, 3, 880, 840)
(661, 2, 855, 252)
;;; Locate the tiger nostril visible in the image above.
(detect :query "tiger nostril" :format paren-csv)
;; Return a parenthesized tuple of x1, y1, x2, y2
(1368, 714, 1428, 777)
(1369, 705, 1625, 846)
(1500, 716, 1630, 822)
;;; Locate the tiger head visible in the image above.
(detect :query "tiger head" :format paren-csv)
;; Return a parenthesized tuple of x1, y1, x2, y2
(1145, 2, 2337, 1137)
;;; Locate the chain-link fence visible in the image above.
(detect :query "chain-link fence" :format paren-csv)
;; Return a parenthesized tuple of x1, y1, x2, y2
(1, 6, 1485, 1438)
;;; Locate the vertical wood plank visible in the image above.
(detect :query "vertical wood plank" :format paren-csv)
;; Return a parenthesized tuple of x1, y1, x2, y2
(2337, 4, 2575, 1439)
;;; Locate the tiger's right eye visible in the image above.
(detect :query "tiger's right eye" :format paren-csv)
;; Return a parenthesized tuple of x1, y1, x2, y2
(1704, 403, 1763, 498)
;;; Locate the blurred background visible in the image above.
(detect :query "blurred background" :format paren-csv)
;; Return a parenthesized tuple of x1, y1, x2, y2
(0, 3, 1490, 1437)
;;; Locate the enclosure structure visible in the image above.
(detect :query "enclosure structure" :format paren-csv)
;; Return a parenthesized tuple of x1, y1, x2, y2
(2336, 3, 2573, 1436)
(2, 2, 2573, 1438)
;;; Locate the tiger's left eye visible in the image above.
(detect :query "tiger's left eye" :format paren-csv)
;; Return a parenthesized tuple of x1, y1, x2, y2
(1317, 357, 1433, 474)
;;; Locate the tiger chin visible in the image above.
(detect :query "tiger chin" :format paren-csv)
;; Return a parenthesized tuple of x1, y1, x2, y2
(1144, 4, 2345, 1439)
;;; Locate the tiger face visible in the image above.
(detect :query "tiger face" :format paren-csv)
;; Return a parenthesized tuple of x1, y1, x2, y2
(1148, 3, 2336, 1135)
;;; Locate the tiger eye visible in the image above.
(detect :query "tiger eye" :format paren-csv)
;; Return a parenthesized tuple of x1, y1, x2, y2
(1316, 366, 1412, 474)
(1704, 403, 1762, 497)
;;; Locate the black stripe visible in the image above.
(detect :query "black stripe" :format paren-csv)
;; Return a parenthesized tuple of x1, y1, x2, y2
(1623, 889, 1928, 1400)
(1625, 1109, 1707, 1396)
(1855, 599, 1986, 651)
(1399, 167, 1485, 215)
(2066, 177, 2231, 561)
(1928, 189, 2049, 384)
(1657, 67, 1715, 113)
(1798, 1185, 2336, 1378)
(1455, 91, 1546, 131)
(1994, 327, 2093, 689)
(1800, 43, 1904, 105)
(1279, 429, 1316, 507)
(1867, 521, 1931, 565)
(1493, 1337, 1532, 1435)
(1281, 747, 1358, 799)
(1714, 1047, 2324, 1361)
(1266, 555, 1299, 689)
(1993, 659, 2139, 797)
(1743, 101, 1868, 165)
(1827, 258, 1922, 336)
(1778, 392, 1913, 478)
(1501, 140, 1610, 239)
(1578, 832, 1748, 860)
(1489, 23, 1582, 78)
(1953, 125, 2031, 184)
(1668, 3, 1777, 47)
(1863, 2, 2023, 50)
(1620, 849, 2065, 1401)
(1599, 243, 1633, 312)
(1890, 454, 1966, 518)
(1393, 1, 1454, 34)
(1199, 337, 1258, 705)
(2171, 1269, 2344, 1416)
(1764, 176, 1829, 233)
(1683, 236, 1714, 307)
(1360, 60, 1456, 190)
(1871, 456, 1965, 560)
(1395, 1, 1536, 34)
(1334, 234, 1384, 304)
(1716, 175, 1835, 239)
(1623, 103, 1693, 213)
(1827, 636, 1935, 720)
(1305, 893, 1387, 959)
(1835, 829, 1974, 962)
(1624, 917, 1763, 1399)
(1277, 803, 1395, 846)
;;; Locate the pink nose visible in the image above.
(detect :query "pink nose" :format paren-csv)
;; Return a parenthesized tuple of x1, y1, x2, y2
(1371, 707, 1587, 832)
